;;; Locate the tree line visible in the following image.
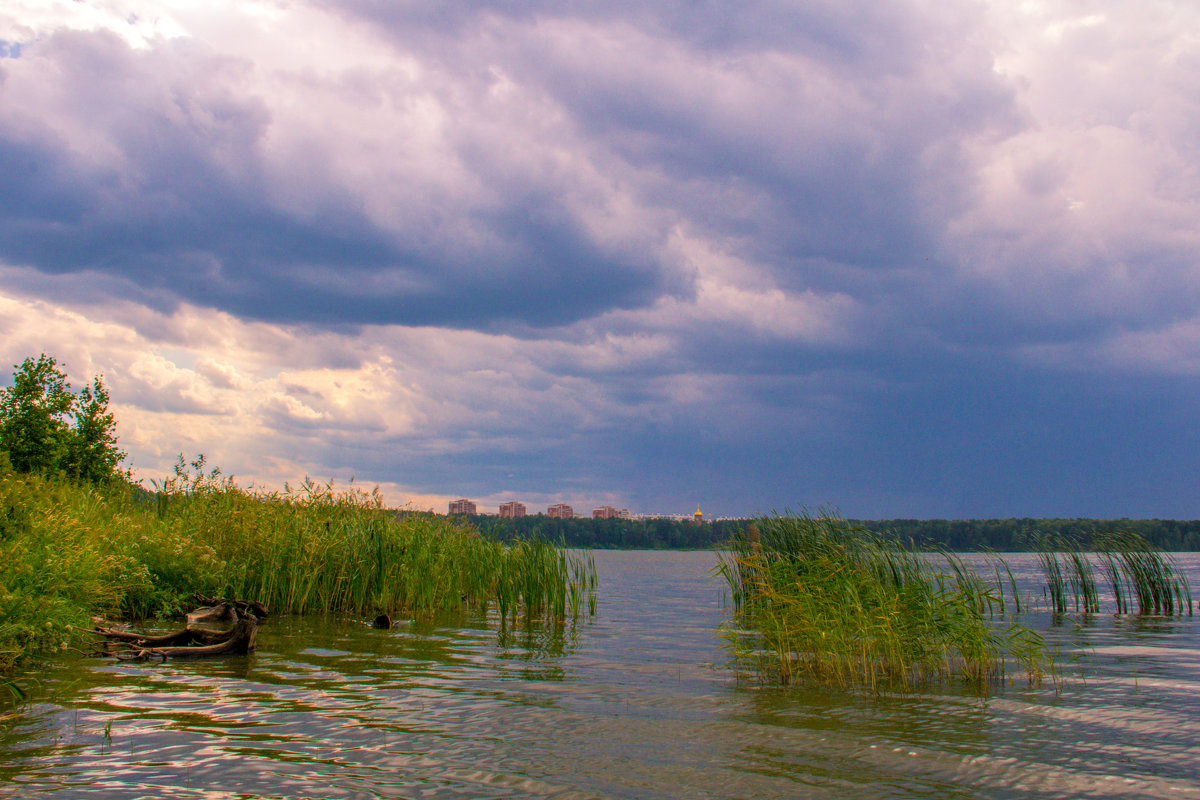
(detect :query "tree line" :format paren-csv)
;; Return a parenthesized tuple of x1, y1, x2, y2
(452, 514, 744, 549)
(454, 513, 1200, 552)
(856, 517, 1200, 553)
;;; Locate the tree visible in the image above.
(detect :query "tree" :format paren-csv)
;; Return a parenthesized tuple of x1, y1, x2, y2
(0, 354, 73, 474)
(64, 376, 125, 483)
(0, 354, 125, 482)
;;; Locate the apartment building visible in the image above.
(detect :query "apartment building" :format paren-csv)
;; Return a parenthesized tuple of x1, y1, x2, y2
(592, 505, 630, 519)
(448, 498, 476, 515)
(547, 503, 574, 519)
(499, 500, 527, 518)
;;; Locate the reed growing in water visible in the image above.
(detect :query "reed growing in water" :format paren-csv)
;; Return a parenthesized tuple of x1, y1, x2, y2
(720, 514, 1195, 691)
(0, 459, 595, 676)
(717, 511, 1054, 691)
(1035, 531, 1192, 616)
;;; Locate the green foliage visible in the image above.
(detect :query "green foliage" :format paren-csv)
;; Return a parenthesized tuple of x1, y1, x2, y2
(1096, 531, 1192, 615)
(720, 514, 1194, 692)
(0, 463, 596, 676)
(0, 472, 129, 675)
(0, 354, 125, 484)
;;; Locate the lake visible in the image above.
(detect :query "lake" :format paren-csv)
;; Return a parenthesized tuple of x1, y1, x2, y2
(2, 550, 1199, 798)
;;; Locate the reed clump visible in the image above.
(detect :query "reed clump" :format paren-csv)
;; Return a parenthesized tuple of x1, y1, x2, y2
(0, 459, 595, 676)
(717, 511, 1053, 691)
(1035, 531, 1192, 616)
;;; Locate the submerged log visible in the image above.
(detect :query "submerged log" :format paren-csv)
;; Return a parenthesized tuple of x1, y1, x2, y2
(94, 627, 197, 648)
(93, 601, 261, 661)
(140, 619, 258, 659)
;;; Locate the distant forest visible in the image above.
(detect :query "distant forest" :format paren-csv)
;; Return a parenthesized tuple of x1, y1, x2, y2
(444, 514, 1200, 552)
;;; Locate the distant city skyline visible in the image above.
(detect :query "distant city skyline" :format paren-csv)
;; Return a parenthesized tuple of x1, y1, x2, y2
(444, 496, 729, 521)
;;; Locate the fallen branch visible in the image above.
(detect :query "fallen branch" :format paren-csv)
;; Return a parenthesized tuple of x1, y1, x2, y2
(123, 619, 259, 660)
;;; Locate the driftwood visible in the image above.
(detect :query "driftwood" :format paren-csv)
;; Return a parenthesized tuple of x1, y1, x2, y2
(93, 599, 265, 661)
(192, 594, 269, 620)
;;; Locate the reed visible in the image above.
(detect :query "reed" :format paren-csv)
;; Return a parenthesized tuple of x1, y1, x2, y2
(1096, 532, 1191, 616)
(1066, 551, 1100, 614)
(0, 462, 596, 676)
(1097, 550, 1126, 614)
(1035, 545, 1068, 615)
(1031, 531, 1191, 616)
(717, 511, 1052, 691)
(995, 556, 1021, 614)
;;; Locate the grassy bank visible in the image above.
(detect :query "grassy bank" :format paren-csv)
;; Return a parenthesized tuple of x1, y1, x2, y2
(0, 462, 595, 678)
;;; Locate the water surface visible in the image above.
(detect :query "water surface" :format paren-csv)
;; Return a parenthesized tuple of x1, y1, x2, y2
(2, 551, 1199, 798)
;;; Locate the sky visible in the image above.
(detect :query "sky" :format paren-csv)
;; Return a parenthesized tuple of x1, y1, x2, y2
(1, 0, 1199, 519)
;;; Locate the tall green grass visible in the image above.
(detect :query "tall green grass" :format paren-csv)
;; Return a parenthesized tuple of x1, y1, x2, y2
(718, 511, 1054, 691)
(0, 461, 595, 676)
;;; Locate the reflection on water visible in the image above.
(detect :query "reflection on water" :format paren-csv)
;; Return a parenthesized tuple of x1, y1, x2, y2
(1, 551, 1199, 799)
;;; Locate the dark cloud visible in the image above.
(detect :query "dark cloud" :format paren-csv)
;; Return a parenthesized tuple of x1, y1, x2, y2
(461, 0, 1016, 302)
(514, 360, 1200, 519)
(3, 4, 1193, 347)
(0, 1, 1023, 336)
(0, 26, 673, 328)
